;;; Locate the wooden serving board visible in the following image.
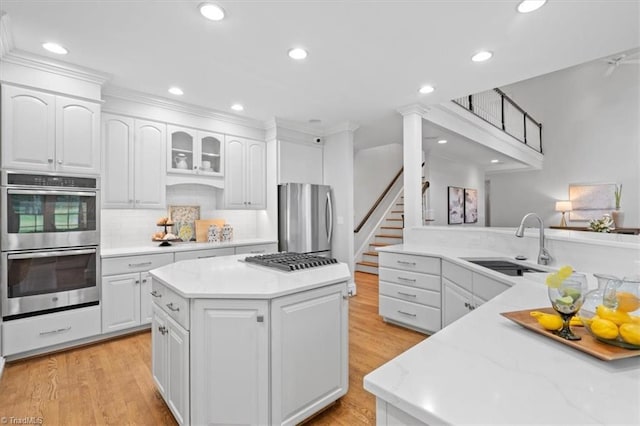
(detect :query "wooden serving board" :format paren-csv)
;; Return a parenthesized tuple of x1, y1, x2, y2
(194, 219, 225, 242)
(501, 307, 640, 361)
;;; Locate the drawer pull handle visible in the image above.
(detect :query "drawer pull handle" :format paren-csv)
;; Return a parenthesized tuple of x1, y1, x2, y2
(397, 291, 417, 298)
(39, 326, 71, 336)
(197, 255, 217, 259)
(250, 250, 264, 253)
(397, 310, 417, 317)
(129, 261, 152, 268)
(158, 326, 168, 335)
(166, 303, 180, 312)
(397, 260, 416, 266)
(151, 290, 162, 298)
(397, 276, 417, 282)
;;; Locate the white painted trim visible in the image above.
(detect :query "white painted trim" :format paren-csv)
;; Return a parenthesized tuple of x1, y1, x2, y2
(397, 104, 430, 116)
(265, 117, 323, 136)
(0, 356, 5, 379)
(0, 12, 15, 58)
(325, 121, 360, 136)
(2, 49, 111, 85)
(103, 86, 265, 131)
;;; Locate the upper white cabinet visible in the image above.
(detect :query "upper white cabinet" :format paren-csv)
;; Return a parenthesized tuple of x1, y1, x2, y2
(224, 137, 266, 209)
(102, 113, 166, 208)
(1, 85, 100, 174)
(167, 125, 223, 176)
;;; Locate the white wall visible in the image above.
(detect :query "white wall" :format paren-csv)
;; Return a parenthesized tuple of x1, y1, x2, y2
(278, 140, 323, 185)
(101, 185, 260, 248)
(353, 143, 403, 224)
(488, 57, 639, 227)
(323, 126, 356, 280)
(425, 154, 485, 227)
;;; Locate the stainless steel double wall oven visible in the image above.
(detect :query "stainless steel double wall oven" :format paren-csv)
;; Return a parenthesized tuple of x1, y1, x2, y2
(1, 171, 100, 320)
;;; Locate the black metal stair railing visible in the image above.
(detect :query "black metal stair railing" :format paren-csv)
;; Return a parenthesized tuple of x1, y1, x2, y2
(453, 88, 543, 154)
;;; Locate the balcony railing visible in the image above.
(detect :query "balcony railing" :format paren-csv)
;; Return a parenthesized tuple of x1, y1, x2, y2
(453, 88, 543, 154)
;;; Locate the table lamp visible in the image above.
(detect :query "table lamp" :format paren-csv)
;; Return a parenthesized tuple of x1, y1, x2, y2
(555, 201, 572, 227)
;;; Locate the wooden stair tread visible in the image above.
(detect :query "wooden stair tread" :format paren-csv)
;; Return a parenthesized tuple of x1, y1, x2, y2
(386, 218, 402, 222)
(376, 234, 403, 238)
(363, 251, 379, 256)
(380, 226, 402, 230)
(391, 210, 403, 213)
(356, 261, 379, 267)
(396, 203, 404, 206)
(369, 242, 390, 247)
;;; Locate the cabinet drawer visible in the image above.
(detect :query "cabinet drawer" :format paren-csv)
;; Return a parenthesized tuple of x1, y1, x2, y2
(442, 260, 473, 292)
(379, 252, 440, 275)
(103, 253, 174, 276)
(234, 243, 278, 255)
(2, 305, 101, 356)
(174, 247, 235, 262)
(154, 281, 190, 330)
(379, 295, 441, 333)
(473, 273, 511, 302)
(379, 282, 441, 308)
(378, 267, 440, 291)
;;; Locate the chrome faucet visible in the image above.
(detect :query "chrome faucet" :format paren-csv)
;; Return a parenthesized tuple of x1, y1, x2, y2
(515, 213, 552, 265)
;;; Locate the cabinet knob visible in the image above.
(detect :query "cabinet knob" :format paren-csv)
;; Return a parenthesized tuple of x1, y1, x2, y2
(247, 201, 251, 205)
(48, 158, 54, 163)
(193, 166, 198, 170)
(135, 280, 140, 284)
(256, 315, 264, 323)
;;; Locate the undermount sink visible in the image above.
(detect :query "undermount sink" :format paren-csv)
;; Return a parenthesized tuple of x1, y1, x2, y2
(464, 259, 546, 277)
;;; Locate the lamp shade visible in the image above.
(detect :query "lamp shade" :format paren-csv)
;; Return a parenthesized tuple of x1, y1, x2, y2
(555, 201, 572, 212)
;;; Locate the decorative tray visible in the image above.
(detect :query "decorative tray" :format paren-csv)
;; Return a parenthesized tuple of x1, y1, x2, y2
(501, 307, 640, 361)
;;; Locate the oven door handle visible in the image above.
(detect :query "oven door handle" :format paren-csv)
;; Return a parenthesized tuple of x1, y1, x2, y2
(7, 189, 97, 197)
(8, 248, 97, 259)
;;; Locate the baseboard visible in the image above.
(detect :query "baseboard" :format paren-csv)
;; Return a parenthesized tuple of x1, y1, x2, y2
(348, 281, 357, 296)
(0, 356, 5, 380)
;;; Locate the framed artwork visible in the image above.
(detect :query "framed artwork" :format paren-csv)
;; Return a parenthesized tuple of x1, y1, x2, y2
(464, 188, 478, 223)
(169, 205, 201, 241)
(448, 186, 464, 224)
(568, 183, 616, 221)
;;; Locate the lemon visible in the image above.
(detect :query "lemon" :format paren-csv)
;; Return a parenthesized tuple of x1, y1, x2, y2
(570, 316, 584, 327)
(615, 292, 640, 313)
(530, 311, 563, 331)
(590, 318, 619, 340)
(595, 305, 632, 326)
(619, 323, 640, 346)
(545, 265, 574, 288)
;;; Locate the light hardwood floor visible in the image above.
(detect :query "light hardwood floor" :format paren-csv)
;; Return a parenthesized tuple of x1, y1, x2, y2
(0, 272, 425, 425)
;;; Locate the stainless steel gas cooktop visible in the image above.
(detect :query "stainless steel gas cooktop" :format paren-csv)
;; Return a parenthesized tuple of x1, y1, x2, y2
(244, 252, 338, 272)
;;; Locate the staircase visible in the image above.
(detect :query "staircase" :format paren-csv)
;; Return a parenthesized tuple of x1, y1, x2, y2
(355, 195, 404, 275)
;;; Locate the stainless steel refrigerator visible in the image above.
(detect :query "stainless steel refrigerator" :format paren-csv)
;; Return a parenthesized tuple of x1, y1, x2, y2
(278, 183, 333, 256)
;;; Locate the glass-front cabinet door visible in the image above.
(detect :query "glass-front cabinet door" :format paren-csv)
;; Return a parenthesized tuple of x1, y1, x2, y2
(167, 126, 223, 176)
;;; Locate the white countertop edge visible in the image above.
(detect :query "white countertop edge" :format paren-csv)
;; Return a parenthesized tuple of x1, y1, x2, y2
(101, 238, 277, 258)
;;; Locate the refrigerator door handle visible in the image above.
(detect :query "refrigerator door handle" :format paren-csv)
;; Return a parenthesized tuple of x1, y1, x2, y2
(326, 191, 333, 245)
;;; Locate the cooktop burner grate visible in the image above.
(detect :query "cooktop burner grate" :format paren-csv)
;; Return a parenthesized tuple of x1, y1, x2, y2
(244, 252, 338, 271)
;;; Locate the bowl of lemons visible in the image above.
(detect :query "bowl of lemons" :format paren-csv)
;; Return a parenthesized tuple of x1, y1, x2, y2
(580, 276, 640, 350)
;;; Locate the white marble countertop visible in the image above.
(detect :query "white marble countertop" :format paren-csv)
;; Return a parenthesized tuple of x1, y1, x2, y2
(149, 254, 351, 299)
(365, 244, 640, 425)
(100, 238, 277, 258)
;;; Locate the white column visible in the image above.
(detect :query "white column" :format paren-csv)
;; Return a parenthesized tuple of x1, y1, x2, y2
(398, 105, 426, 230)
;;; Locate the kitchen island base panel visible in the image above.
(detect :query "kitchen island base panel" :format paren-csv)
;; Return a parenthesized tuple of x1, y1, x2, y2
(376, 399, 427, 426)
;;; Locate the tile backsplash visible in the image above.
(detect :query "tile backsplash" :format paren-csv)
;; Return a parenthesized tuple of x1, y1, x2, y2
(100, 185, 260, 248)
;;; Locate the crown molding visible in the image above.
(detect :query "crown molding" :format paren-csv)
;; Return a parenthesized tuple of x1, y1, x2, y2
(0, 12, 15, 58)
(325, 121, 360, 136)
(264, 117, 325, 136)
(103, 85, 266, 131)
(1, 48, 111, 86)
(397, 104, 430, 117)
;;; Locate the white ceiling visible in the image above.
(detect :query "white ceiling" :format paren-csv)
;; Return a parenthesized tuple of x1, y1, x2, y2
(1, 0, 638, 153)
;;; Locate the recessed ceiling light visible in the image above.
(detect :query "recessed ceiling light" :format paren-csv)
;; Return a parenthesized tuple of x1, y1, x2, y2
(437, 139, 448, 144)
(288, 48, 308, 60)
(419, 85, 435, 94)
(231, 104, 244, 112)
(491, 159, 500, 163)
(199, 3, 225, 21)
(517, 0, 547, 13)
(471, 51, 493, 62)
(168, 87, 184, 96)
(42, 42, 68, 55)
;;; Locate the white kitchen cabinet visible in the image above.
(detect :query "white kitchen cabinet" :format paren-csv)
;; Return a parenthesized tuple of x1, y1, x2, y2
(173, 247, 235, 262)
(102, 113, 166, 208)
(191, 299, 270, 425)
(378, 252, 442, 334)
(152, 304, 190, 425)
(271, 283, 349, 425)
(1, 85, 100, 174)
(224, 137, 266, 209)
(167, 125, 223, 176)
(101, 253, 174, 333)
(441, 260, 511, 327)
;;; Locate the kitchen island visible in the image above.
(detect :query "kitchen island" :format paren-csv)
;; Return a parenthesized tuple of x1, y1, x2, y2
(364, 244, 640, 425)
(149, 253, 350, 426)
